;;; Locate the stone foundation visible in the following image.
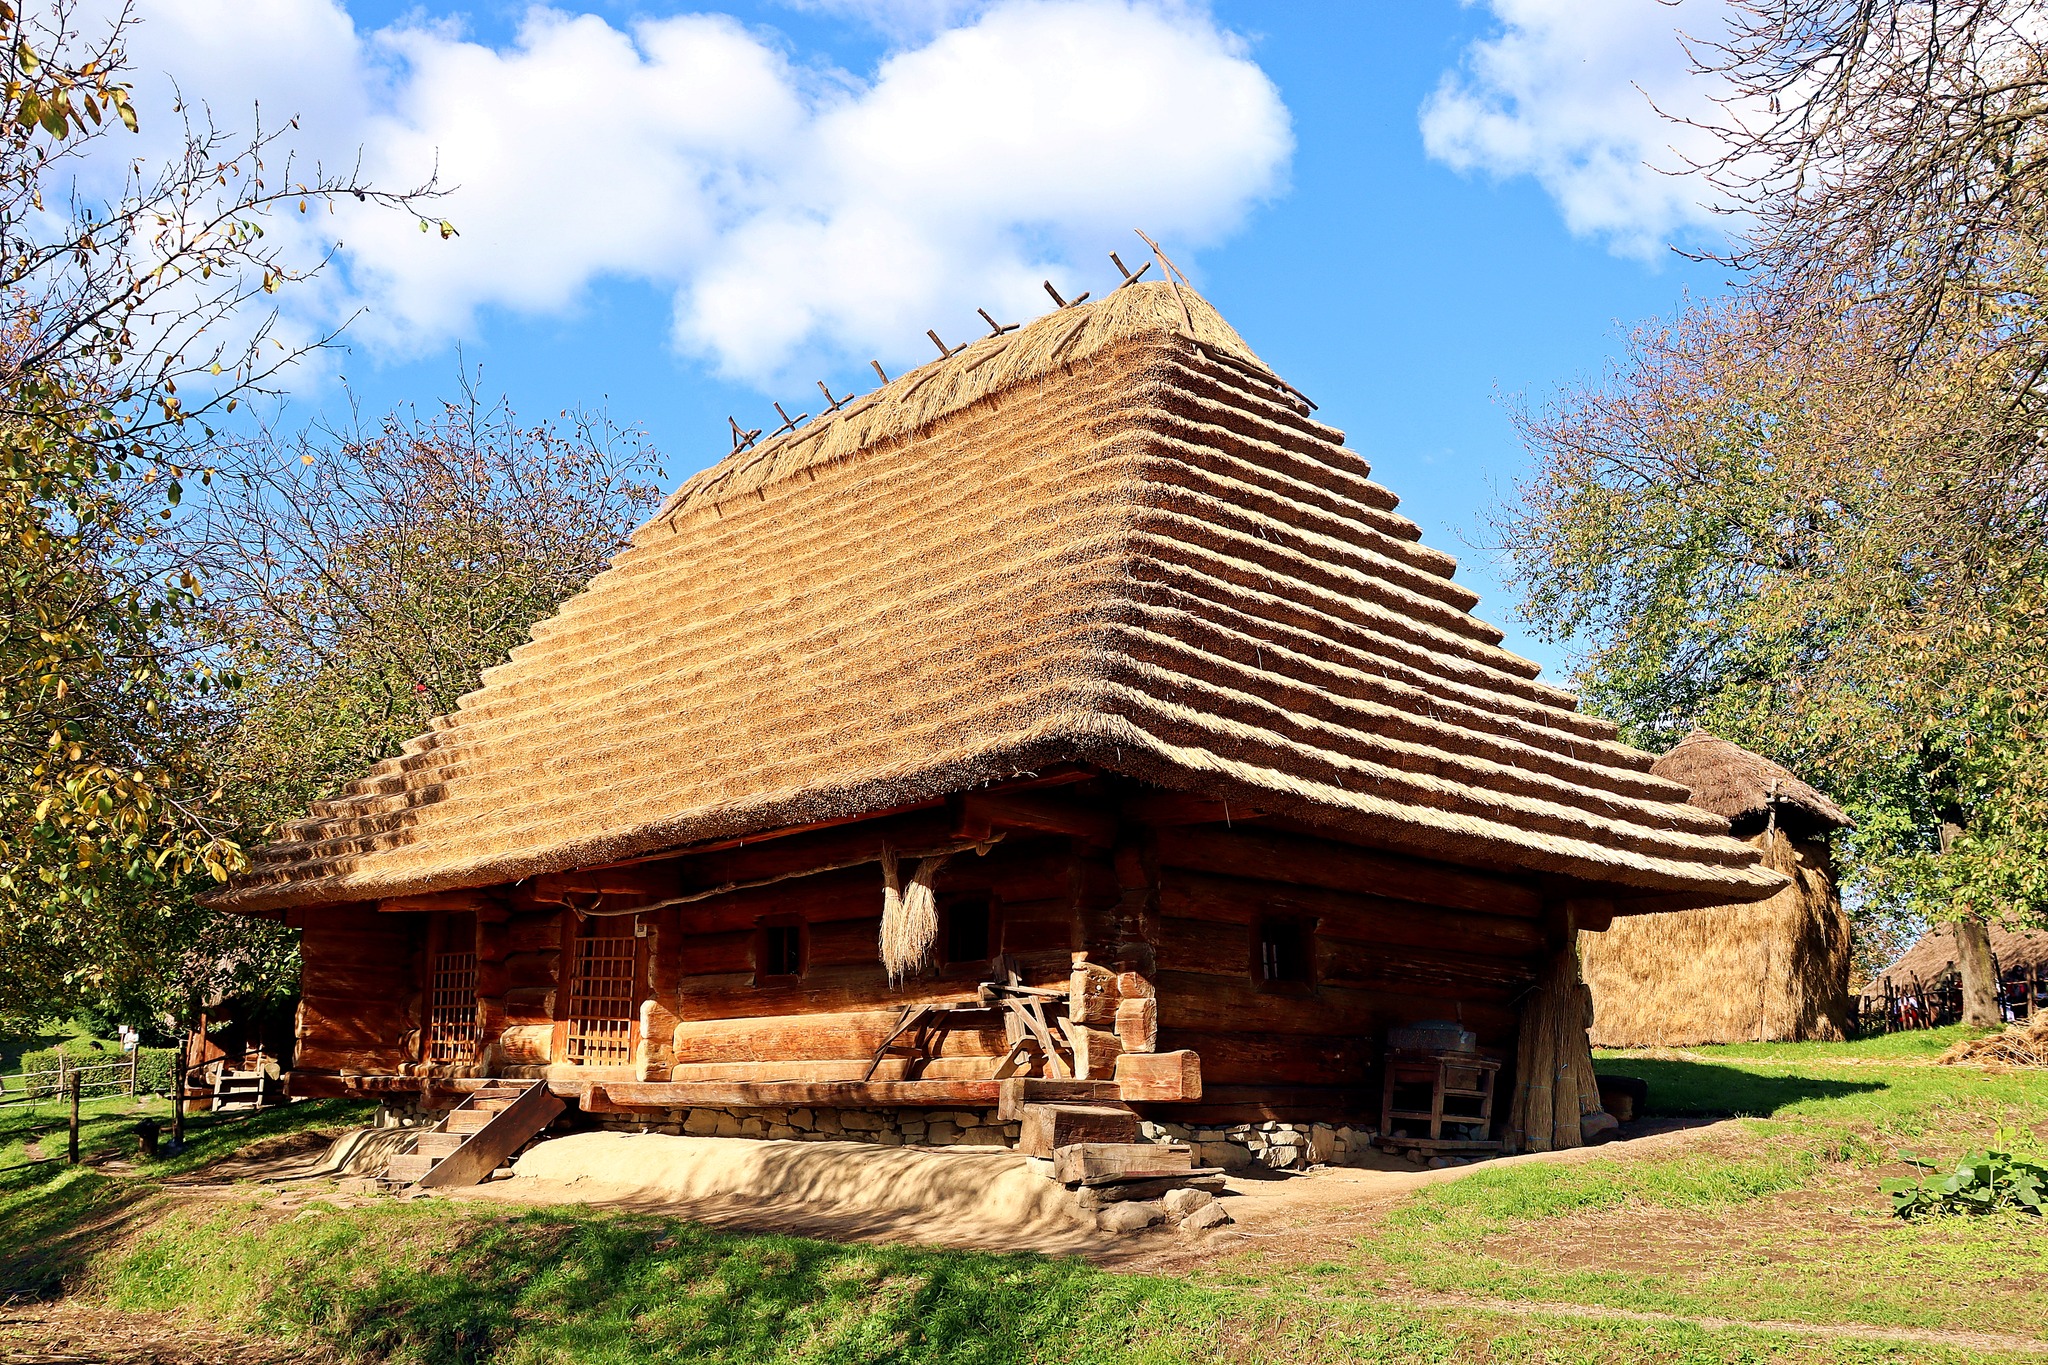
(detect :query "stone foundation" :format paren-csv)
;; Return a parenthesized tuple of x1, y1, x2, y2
(1139, 1119, 1381, 1171)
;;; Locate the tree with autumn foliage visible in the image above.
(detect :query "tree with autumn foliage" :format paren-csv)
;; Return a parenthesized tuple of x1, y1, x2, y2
(0, 0, 441, 1026)
(1500, 0, 2048, 1018)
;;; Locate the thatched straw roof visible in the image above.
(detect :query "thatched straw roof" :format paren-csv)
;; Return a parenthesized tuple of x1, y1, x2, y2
(1651, 732, 1852, 837)
(212, 282, 1784, 915)
(1866, 922, 2048, 995)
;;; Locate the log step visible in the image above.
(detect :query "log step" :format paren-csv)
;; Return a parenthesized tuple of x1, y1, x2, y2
(415, 1131, 466, 1157)
(448, 1110, 494, 1132)
(383, 1153, 438, 1183)
(1053, 1141, 1193, 1186)
(1019, 1103, 1140, 1158)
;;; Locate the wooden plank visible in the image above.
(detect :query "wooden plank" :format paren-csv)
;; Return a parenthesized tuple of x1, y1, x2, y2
(1153, 970, 1517, 1039)
(671, 1009, 1006, 1062)
(962, 790, 1116, 845)
(587, 1078, 1009, 1108)
(1156, 1028, 1368, 1087)
(1152, 826, 1540, 917)
(668, 1057, 998, 1083)
(1018, 1103, 1139, 1157)
(1112, 1049, 1202, 1102)
(1316, 939, 1538, 1000)
(1159, 871, 1549, 954)
(417, 1082, 565, 1189)
(1053, 1142, 1193, 1185)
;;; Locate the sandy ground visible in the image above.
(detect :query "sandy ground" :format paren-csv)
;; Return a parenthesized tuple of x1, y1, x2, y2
(434, 1119, 1739, 1261)
(454, 1131, 1110, 1254)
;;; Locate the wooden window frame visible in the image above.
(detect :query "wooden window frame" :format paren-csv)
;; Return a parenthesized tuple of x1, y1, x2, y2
(1252, 913, 1317, 991)
(939, 893, 995, 971)
(754, 918, 807, 985)
(560, 913, 643, 1068)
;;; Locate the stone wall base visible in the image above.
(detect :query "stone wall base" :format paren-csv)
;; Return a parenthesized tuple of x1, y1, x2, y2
(1140, 1119, 1381, 1171)
(591, 1106, 1023, 1148)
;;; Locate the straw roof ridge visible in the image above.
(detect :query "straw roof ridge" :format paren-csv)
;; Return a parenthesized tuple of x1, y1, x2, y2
(217, 282, 1785, 913)
(655, 283, 1304, 522)
(1652, 731, 1853, 830)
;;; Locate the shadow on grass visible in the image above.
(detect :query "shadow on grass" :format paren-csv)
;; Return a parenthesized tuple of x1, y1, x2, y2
(0, 1098, 375, 1299)
(119, 1205, 1112, 1365)
(1596, 1057, 1884, 1118)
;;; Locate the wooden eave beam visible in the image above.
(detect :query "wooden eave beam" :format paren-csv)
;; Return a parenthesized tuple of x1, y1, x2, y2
(958, 789, 1115, 846)
(1122, 790, 1258, 827)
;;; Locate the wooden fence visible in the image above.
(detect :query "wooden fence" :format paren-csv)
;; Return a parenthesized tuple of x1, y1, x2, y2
(1856, 961, 2047, 1036)
(0, 1054, 140, 1108)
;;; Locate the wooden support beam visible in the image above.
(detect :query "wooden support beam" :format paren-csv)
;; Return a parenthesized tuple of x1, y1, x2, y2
(1018, 1103, 1140, 1157)
(961, 790, 1116, 846)
(1123, 791, 1253, 827)
(378, 891, 499, 914)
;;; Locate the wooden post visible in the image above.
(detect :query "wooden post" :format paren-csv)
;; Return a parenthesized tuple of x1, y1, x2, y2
(170, 1048, 186, 1151)
(129, 1049, 139, 1098)
(68, 1070, 81, 1164)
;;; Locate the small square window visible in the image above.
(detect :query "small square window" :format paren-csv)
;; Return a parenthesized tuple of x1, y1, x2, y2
(945, 897, 991, 965)
(1256, 919, 1312, 984)
(760, 924, 803, 979)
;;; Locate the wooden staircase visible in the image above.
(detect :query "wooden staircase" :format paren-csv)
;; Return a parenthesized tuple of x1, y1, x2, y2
(383, 1080, 565, 1189)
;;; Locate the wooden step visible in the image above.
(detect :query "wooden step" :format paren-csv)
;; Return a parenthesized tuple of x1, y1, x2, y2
(471, 1098, 518, 1113)
(1053, 1142, 1193, 1186)
(415, 1131, 466, 1157)
(383, 1153, 439, 1183)
(414, 1081, 566, 1190)
(1018, 1103, 1140, 1158)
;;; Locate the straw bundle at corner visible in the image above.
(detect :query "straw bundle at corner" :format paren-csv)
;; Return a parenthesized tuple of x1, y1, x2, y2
(1581, 732, 1854, 1046)
(1941, 1012, 2048, 1067)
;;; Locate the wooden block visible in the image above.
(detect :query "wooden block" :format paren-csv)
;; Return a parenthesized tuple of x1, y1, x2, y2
(415, 1131, 465, 1157)
(1069, 962, 1120, 1027)
(1114, 997, 1158, 1052)
(1061, 1020, 1124, 1080)
(1052, 1142, 1193, 1185)
(1018, 1103, 1139, 1158)
(1113, 1049, 1201, 1102)
(1115, 971, 1155, 1000)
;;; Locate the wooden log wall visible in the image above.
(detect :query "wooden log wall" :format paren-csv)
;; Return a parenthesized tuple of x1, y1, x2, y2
(1147, 825, 1547, 1122)
(296, 905, 420, 1074)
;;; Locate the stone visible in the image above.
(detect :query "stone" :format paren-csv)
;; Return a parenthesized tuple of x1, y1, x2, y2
(767, 1124, 797, 1140)
(790, 1109, 814, 1128)
(1178, 1201, 1232, 1233)
(1096, 1201, 1165, 1234)
(839, 1111, 885, 1131)
(956, 1127, 1007, 1146)
(1195, 1141, 1253, 1171)
(738, 1117, 769, 1138)
(1257, 1144, 1303, 1170)
(1308, 1124, 1338, 1166)
(1162, 1187, 1215, 1220)
(683, 1111, 722, 1137)
(713, 1114, 745, 1138)
(927, 1121, 960, 1143)
(1581, 1110, 1622, 1145)
(1427, 1156, 1451, 1169)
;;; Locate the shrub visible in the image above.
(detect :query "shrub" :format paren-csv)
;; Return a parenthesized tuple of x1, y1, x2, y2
(1886, 1129, 2048, 1217)
(11, 1044, 178, 1098)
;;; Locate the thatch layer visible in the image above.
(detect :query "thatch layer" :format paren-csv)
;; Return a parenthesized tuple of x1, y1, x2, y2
(1582, 831, 1852, 1045)
(214, 283, 1783, 914)
(1652, 732, 1852, 837)
(1867, 922, 2048, 994)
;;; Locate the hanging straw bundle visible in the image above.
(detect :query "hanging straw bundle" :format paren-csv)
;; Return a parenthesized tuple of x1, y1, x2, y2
(879, 848, 950, 985)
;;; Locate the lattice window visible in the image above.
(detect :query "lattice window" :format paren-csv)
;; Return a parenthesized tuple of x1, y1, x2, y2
(427, 951, 479, 1062)
(567, 920, 637, 1066)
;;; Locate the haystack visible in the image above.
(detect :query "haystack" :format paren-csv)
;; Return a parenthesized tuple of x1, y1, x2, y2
(1582, 732, 1853, 1045)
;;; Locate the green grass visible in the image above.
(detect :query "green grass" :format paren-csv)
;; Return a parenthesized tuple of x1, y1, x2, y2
(1598, 1023, 1997, 1065)
(0, 1019, 120, 1075)
(84, 1199, 2038, 1364)
(2, 1046, 2045, 1363)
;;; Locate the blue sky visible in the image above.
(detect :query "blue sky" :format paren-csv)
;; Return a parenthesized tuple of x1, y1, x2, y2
(126, 0, 1740, 680)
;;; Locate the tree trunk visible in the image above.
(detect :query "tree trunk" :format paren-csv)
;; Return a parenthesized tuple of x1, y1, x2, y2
(1940, 821, 2003, 1029)
(1953, 915, 2003, 1029)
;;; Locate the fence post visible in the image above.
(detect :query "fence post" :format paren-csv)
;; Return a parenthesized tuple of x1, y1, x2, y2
(68, 1070, 82, 1164)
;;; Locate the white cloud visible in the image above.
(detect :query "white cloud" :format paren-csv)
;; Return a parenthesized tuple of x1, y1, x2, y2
(114, 0, 1291, 386)
(1420, 0, 1740, 257)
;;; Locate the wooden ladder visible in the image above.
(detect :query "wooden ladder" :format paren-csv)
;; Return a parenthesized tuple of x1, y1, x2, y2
(211, 1069, 275, 1112)
(382, 1080, 565, 1189)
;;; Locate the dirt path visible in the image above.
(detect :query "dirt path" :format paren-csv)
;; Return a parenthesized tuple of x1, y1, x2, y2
(0, 1301, 328, 1365)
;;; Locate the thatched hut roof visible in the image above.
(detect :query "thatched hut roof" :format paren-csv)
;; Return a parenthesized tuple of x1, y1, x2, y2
(212, 282, 1784, 915)
(1651, 732, 1852, 839)
(1866, 922, 2048, 995)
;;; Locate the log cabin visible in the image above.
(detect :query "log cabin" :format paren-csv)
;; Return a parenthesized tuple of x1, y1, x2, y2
(206, 279, 1785, 1156)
